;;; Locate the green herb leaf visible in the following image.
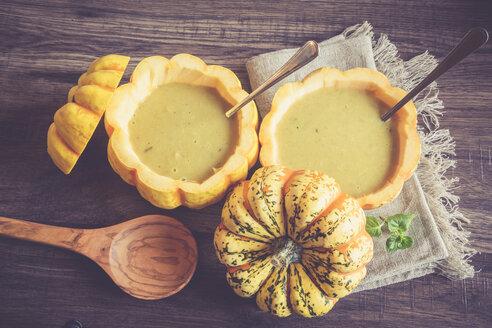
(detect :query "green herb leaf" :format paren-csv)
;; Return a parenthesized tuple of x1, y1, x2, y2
(399, 235, 414, 249)
(386, 234, 414, 252)
(386, 234, 398, 252)
(387, 214, 417, 234)
(365, 216, 382, 237)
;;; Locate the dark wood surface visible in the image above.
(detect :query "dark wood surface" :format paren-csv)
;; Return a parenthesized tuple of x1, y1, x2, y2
(0, 1, 491, 327)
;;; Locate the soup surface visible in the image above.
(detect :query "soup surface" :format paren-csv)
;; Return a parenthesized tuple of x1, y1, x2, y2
(129, 83, 238, 183)
(275, 87, 398, 197)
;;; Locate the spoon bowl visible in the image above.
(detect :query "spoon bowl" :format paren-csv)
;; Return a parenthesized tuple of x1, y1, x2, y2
(106, 215, 197, 299)
(0, 214, 197, 300)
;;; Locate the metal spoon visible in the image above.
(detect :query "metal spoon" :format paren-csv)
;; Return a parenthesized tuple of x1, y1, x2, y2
(0, 215, 197, 300)
(381, 27, 489, 121)
(225, 40, 319, 118)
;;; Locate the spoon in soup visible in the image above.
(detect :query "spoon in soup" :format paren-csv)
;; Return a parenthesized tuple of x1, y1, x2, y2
(0, 214, 197, 300)
(381, 27, 489, 121)
(225, 40, 319, 118)
(227, 28, 488, 121)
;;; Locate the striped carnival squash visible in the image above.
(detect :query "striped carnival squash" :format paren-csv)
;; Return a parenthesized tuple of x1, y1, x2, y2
(214, 165, 373, 317)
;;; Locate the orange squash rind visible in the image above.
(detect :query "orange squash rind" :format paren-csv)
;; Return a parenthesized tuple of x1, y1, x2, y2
(259, 67, 420, 210)
(47, 55, 130, 174)
(104, 54, 258, 209)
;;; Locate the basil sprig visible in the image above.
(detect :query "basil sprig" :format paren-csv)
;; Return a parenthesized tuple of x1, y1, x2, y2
(365, 214, 417, 252)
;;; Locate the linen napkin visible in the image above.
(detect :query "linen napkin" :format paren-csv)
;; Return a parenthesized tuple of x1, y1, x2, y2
(245, 22, 475, 290)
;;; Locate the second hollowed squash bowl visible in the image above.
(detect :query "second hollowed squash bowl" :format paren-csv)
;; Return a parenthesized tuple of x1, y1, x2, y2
(259, 67, 421, 210)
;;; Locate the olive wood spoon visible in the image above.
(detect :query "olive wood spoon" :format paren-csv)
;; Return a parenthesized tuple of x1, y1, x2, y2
(381, 27, 489, 121)
(225, 40, 319, 118)
(0, 215, 197, 300)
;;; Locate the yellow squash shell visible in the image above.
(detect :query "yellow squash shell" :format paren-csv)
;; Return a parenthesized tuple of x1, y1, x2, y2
(259, 67, 421, 209)
(105, 54, 258, 209)
(47, 55, 130, 174)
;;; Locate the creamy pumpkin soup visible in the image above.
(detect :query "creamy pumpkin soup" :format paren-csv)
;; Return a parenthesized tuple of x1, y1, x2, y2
(275, 87, 398, 197)
(129, 83, 238, 183)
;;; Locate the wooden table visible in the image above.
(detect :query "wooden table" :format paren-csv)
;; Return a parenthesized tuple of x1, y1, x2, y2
(0, 1, 490, 327)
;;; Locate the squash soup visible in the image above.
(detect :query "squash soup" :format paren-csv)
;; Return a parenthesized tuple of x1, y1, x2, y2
(275, 87, 398, 197)
(129, 83, 238, 183)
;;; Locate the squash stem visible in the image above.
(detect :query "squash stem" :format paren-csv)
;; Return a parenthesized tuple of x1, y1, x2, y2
(270, 237, 302, 268)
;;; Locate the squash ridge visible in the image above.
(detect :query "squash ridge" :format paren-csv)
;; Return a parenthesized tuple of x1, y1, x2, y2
(298, 258, 339, 304)
(298, 202, 365, 248)
(295, 191, 346, 238)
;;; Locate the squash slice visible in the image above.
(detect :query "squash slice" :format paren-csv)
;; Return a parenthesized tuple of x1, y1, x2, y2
(47, 55, 130, 174)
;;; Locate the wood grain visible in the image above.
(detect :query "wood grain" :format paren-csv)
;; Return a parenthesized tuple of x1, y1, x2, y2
(0, 0, 491, 327)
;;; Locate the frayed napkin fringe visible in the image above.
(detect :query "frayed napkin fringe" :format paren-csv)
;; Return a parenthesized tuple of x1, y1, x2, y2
(343, 22, 476, 280)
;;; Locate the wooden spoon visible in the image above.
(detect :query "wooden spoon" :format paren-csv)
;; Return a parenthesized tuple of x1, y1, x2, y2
(0, 214, 197, 300)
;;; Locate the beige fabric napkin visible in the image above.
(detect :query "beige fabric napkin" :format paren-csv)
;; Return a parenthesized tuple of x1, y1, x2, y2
(246, 29, 450, 291)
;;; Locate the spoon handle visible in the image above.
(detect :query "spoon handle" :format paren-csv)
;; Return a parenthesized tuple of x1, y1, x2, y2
(381, 27, 489, 122)
(225, 40, 319, 118)
(0, 216, 88, 252)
